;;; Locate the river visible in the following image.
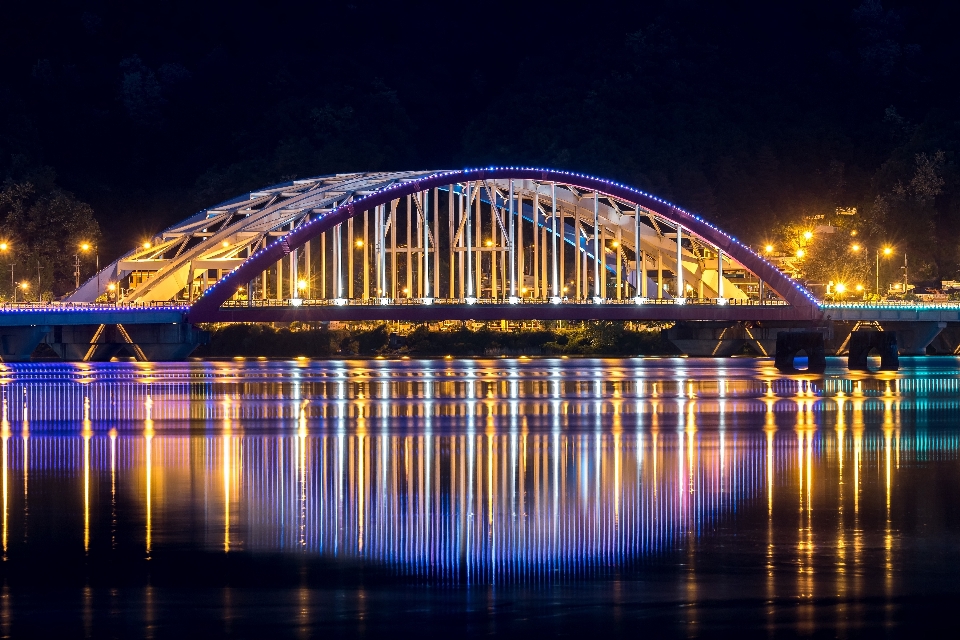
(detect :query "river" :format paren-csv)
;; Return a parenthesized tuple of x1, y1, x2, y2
(1, 357, 959, 637)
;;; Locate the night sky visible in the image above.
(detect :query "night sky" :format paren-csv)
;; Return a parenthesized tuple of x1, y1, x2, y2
(2, 0, 958, 289)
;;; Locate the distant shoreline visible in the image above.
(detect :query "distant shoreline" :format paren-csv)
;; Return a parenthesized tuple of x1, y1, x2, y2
(192, 322, 681, 359)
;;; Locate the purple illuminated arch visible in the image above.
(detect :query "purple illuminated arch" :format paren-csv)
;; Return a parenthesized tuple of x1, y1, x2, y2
(188, 168, 818, 320)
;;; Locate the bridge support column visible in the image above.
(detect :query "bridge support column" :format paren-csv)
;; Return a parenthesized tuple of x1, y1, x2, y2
(665, 322, 746, 356)
(666, 322, 831, 358)
(0, 326, 51, 362)
(774, 332, 827, 373)
(928, 324, 960, 354)
(44, 323, 207, 362)
(848, 330, 899, 371)
(881, 321, 945, 355)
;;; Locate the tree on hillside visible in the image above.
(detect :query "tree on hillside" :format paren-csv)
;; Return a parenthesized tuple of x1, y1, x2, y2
(0, 179, 101, 300)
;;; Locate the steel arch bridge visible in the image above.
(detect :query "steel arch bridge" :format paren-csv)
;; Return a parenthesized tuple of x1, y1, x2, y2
(66, 168, 822, 324)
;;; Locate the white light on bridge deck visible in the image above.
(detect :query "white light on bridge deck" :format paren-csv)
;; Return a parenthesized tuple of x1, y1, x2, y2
(423, 298, 434, 305)
(509, 296, 519, 305)
(675, 298, 686, 305)
(550, 296, 561, 305)
(717, 297, 728, 305)
(466, 297, 477, 305)
(634, 296, 648, 305)
(592, 296, 603, 305)
(289, 298, 302, 307)
(334, 298, 346, 306)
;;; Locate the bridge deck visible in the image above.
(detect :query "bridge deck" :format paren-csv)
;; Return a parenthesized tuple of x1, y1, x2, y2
(2, 301, 960, 326)
(0, 304, 188, 326)
(821, 303, 960, 323)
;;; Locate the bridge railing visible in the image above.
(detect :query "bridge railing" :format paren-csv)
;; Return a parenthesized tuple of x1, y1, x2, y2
(821, 300, 960, 310)
(220, 297, 791, 308)
(0, 301, 189, 312)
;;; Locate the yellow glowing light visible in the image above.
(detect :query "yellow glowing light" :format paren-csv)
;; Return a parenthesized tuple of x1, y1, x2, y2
(19, 281, 28, 290)
(835, 283, 847, 294)
(297, 279, 307, 290)
(221, 241, 229, 248)
(355, 240, 364, 247)
(803, 231, 813, 240)
(0, 243, 8, 251)
(850, 230, 858, 236)
(80, 243, 90, 251)
(107, 283, 116, 291)
(521, 287, 528, 294)
(143, 242, 152, 249)
(795, 249, 805, 258)
(402, 287, 409, 294)
(851, 244, 860, 252)
(485, 240, 493, 247)
(764, 244, 773, 253)
(855, 284, 864, 292)
(612, 241, 619, 248)
(883, 247, 892, 256)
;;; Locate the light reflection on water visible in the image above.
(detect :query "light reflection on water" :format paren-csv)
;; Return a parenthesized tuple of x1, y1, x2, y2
(1, 358, 959, 575)
(2, 357, 960, 634)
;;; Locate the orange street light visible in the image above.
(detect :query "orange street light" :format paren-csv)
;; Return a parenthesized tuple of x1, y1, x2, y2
(80, 243, 91, 252)
(764, 244, 774, 253)
(355, 240, 364, 248)
(0, 242, 8, 251)
(877, 246, 894, 294)
(851, 244, 861, 252)
(143, 242, 152, 249)
(835, 283, 847, 294)
(803, 230, 813, 240)
(795, 249, 805, 258)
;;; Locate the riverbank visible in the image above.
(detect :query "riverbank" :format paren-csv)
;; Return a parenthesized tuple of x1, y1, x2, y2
(193, 322, 678, 358)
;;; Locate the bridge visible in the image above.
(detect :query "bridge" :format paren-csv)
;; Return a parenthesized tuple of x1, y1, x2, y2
(2, 167, 959, 363)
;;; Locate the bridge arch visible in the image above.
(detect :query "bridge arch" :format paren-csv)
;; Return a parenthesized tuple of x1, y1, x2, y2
(65, 167, 817, 321)
(184, 168, 816, 320)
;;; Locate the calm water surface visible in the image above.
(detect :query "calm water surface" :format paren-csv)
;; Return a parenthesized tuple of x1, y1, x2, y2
(2, 356, 960, 637)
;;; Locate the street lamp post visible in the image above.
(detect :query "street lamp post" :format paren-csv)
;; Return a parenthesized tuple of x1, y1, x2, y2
(80, 243, 99, 295)
(902, 253, 909, 296)
(875, 250, 879, 295)
(0, 242, 10, 302)
(876, 246, 892, 296)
